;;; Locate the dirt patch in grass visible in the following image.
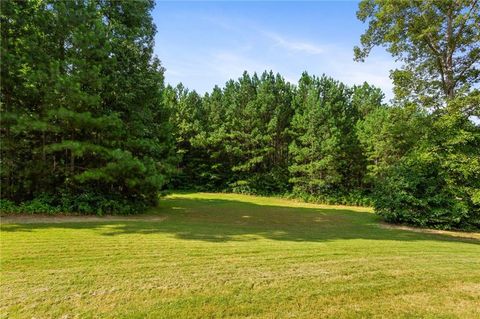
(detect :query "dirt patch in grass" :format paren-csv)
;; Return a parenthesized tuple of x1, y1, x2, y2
(379, 222, 480, 240)
(0, 214, 167, 224)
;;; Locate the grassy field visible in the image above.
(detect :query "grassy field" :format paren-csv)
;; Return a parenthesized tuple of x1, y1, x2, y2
(1, 192, 479, 318)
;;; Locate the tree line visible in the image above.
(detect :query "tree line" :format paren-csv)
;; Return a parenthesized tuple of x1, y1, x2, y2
(1, 0, 479, 229)
(165, 72, 383, 202)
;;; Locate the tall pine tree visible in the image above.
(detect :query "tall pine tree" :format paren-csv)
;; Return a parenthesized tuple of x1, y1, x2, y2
(1, 0, 174, 214)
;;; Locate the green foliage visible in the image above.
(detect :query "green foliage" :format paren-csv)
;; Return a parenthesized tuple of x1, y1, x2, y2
(289, 74, 367, 196)
(355, 0, 480, 104)
(0, 0, 175, 214)
(374, 151, 468, 229)
(0, 192, 146, 215)
(287, 191, 373, 207)
(356, 104, 430, 184)
(164, 71, 384, 206)
(165, 72, 383, 204)
(0, 199, 19, 213)
(372, 96, 480, 229)
(60, 192, 149, 215)
(354, 0, 479, 229)
(167, 71, 295, 194)
(0, 195, 60, 215)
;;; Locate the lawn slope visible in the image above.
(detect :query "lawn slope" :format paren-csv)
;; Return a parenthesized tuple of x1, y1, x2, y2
(1, 192, 479, 318)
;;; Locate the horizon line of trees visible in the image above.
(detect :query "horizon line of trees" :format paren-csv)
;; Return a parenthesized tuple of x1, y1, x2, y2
(165, 71, 384, 200)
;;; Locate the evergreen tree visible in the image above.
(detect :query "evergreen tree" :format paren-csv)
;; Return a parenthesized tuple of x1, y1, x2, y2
(1, 0, 174, 214)
(289, 74, 362, 197)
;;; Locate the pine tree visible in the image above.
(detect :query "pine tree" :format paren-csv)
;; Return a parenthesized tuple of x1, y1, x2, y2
(289, 74, 363, 197)
(1, 0, 174, 214)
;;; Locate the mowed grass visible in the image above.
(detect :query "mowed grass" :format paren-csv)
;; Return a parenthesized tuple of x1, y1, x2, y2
(1, 193, 479, 318)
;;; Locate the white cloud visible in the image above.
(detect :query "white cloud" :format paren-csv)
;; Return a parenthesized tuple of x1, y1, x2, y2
(264, 32, 327, 55)
(258, 29, 396, 98)
(156, 10, 397, 98)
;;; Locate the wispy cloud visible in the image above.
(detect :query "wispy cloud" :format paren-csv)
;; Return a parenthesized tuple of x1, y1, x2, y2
(264, 32, 327, 55)
(155, 3, 397, 98)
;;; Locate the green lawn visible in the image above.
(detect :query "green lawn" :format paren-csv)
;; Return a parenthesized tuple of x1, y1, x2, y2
(1, 193, 479, 318)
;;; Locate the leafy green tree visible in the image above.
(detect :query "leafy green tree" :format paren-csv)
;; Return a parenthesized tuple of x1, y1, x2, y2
(355, 0, 480, 106)
(351, 82, 385, 117)
(375, 101, 480, 229)
(165, 84, 210, 188)
(356, 104, 429, 184)
(355, 0, 480, 228)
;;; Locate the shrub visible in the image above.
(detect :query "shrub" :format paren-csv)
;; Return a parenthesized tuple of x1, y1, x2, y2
(287, 190, 373, 207)
(1, 196, 62, 215)
(373, 151, 477, 229)
(229, 180, 256, 195)
(0, 192, 151, 216)
(0, 199, 19, 214)
(59, 192, 150, 215)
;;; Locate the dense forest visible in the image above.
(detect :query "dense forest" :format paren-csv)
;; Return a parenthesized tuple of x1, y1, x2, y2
(165, 73, 383, 201)
(1, 0, 479, 229)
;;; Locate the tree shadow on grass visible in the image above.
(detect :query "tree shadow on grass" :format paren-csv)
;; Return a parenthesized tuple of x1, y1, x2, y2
(2, 197, 479, 245)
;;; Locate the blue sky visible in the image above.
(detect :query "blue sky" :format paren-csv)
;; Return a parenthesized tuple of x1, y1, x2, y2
(153, 1, 398, 99)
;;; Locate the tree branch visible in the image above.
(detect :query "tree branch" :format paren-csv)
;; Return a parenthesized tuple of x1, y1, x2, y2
(454, 0, 478, 42)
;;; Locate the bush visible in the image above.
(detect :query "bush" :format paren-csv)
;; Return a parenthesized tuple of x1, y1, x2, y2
(0, 192, 151, 216)
(0, 199, 19, 214)
(0, 195, 60, 215)
(19, 201, 60, 214)
(229, 180, 256, 195)
(228, 170, 290, 196)
(58, 192, 150, 215)
(373, 151, 478, 229)
(287, 190, 373, 207)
